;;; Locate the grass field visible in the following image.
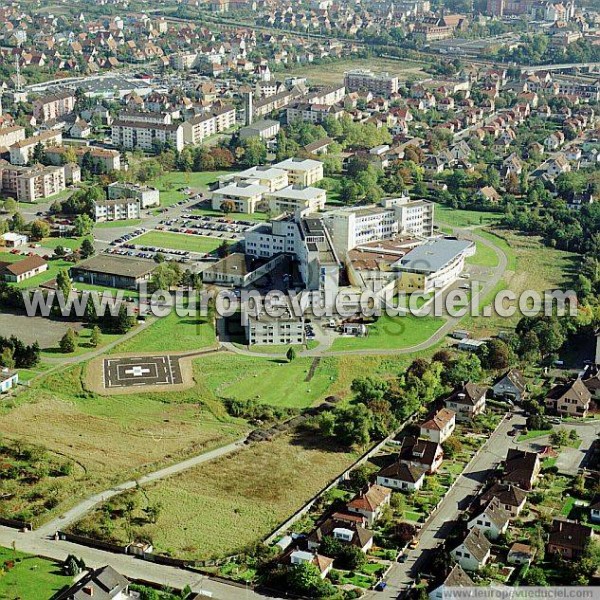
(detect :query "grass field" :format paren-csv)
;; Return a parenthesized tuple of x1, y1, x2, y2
(149, 170, 231, 207)
(0, 365, 247, 524)
(133, 231, 223, 254)
(467, 241, 500, 268)
(199, 353, 338, 409)
(331, 313, 445, 352)
(71, 432, 358, 560)
(111, 311, 216, 354)
(41, 236, 91, 251)
(0, 547, 72, 600)
(277, 57, 427, 86)
(40, 325, 123, 357)
(94, 219, 143, 229)
(434, 205, 501, 229)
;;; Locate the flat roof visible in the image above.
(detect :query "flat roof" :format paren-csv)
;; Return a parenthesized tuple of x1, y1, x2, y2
(237, 166, 288, 181)
(398, 238, 473, 274)
(273, 157, 323, 172)
(71, 254, 156, 279)
(217, 182, 269, 197)
(268, 185, 324, 201)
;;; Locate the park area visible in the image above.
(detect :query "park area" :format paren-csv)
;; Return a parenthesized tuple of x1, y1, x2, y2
(0, 547, 73, 600)
(69, 431, 358, 560)
(149, 170, 230, 207)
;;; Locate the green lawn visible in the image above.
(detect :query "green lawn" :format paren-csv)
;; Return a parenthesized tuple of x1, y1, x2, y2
(434, 205, 501, 229)
(112, 311, 216, 354)
(40, 325, 123, 357)
(0, 546, 73, 600)
(94, 219, 143, 229)
(199, 353, 338, 409)
(149, 170, 231, 207)
(517, 429, 552, 442)
(133, 230, 223, 254)
(41, 235, 91, 251)
(467, 241, 500, 268)
(72, 282, 139, 299)
(331, 314, 445, 352)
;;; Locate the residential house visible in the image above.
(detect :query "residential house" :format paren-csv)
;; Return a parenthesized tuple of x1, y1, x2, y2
(419, 408, 456, 444)
(376, 461, 426, 492)
(492, 369, 526, 403)
(479, 482, 527, 518)
(0, 255, 48, 283)
(0, 368, 18, 393)
(502, 449, 541, 491)
(398, 437, 444, 474)
(507, 543, 535, 566)
(477, 186, 501, 204)
(444, 383, 487, 422)
(55, 565, 132, 599)
(289, 550, 333, 579)
(429, 565, 474, 600)
(307, 518, 373, 553)
(467, 497, 510, 540)
(346, 484, 391, 526)
(545, 378, 592, 418)
(450, 528, 492, 571)
(547, 519, 593, 560)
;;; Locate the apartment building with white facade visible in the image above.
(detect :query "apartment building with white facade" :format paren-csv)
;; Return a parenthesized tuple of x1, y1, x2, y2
(107, 182, 160, 209)
(272, 157, 324, 186)
(12, 164, 66, 202)
(9, 130, 63, 165)
(182, 106, 236, 145)
(344, 70, 399, 97)
(211, 181, 269, 213)
(0, 125, 26, 150)
(245, 312, 305, 345)
(266, 185, 326, 214)
(111, 119, 184, 152)
(224, 166, 289, 192)
(94, 198, 140, 222)
(44, 145, 121, 172)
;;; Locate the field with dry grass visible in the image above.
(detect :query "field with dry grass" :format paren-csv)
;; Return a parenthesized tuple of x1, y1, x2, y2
(70, 431, 358, 559)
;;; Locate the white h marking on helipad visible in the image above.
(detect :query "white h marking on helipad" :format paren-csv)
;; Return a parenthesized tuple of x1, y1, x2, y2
(125, 366, 151, 377)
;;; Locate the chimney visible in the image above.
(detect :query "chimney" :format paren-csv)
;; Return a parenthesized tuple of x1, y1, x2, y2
(83, 586, 94, 596)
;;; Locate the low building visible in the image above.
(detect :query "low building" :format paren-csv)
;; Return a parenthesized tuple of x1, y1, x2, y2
(211, 181, 269, 214)
(239, 119, 280, 140)
(0, 125, 26, 150)
(307, 518, 373, 553)
(202, 253, 283, 288)
(444, 383, 487, 422)
(590, 499, 600, 524)
(94, 199, 140, 222)
(225, 166, 289, 192)
(289, 550, 333, 579)
(245, 311, 305, 346)
(419, 408, 456, 444)
(0, 368, 18, 393)
(346, 485, 392, 526)
(545, 378, 592, 418)
(272, 157, 324, 186)
(376, 461, 426, 492)
(70, 255, 156, 290)
(507, 543, 535, 566)
(547, 519, 593, 560)
(107, 182, 160, 209)
(492, 369, 526, 403)
(502, 449, 541, 491)
(479, 483, 527, 518)
(1, 232, 28, 247)
(467, 497, 510, 540)
(450, 528, 492, 571)
(398, 436, 443, 474)
(429, 565, 474, 600)
(54, 565, 132, 600)
(0, 255, 48, 283)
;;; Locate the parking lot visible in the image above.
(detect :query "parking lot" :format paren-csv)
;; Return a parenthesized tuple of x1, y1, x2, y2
(157, 212, 255, 241)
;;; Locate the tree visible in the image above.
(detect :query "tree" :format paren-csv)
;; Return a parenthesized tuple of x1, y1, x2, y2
(73, 214, 94, 237)
(60, 329, 77, 353)
(31, 142, 47, 165)
(90, 325, 101, 348)
(217, 240, 230, 258)
(56, 269, 72, 299)
(478, 339, 511, 370)
(30, 219, 50, 241)
(0, 346, 15, 369)
(524, 566, 548, 586)
(114, 304, 135, 334)
(80, 238, 95, 259)
(286, 346, 297, 362)
(3, 199, 17, 214)
(54, 245, 67, 258)
(10, 211, 25, 232)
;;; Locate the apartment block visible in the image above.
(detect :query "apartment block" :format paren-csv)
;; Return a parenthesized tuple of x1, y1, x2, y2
(33, 90, 76, 123)
(266, 185, 326, 214)
(344, 70, 399, 97)
(211, 181, 269, 214)
(111, 119, 184, 152)
(15, 165, 66, 203)
(272, 157, 324, 186)
(182, 106, 236, 145)
(44, 145, 121, 172)
(9, 130, 63, 165)
(94, 198, 140, 222)
(0, 125, 26, 149)
(107, 182, 160, 208)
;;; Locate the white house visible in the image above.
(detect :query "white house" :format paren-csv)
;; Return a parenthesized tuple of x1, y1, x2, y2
(419, 408, 456, 444)
(0, 368, 18, 393)
(376, 462, 426, 492)
(445, 383, 487, 422)
(429, 565, 474, 600)
(346, 485, 391, 526)
(467, 497, 510, 540)
(450, 528, 492, 571)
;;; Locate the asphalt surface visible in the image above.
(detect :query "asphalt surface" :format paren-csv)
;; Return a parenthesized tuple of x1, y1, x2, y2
(104, 355, 183, 388)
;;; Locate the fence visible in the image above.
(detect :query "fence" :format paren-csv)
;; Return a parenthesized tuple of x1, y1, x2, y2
(0, 516, 33, 530)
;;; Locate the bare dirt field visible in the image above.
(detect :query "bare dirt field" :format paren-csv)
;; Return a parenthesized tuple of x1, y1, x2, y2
(0, 311, 85, 347)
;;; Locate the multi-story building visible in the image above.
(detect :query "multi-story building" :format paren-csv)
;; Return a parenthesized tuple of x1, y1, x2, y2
(44, 145, 121, 172)
(9, 130, 63, 165)
(111, 119, 184, 152)
(382, 196, 434, 238)
(286, 103, 344, 124)
(94, 198, 140, 222)
(211, 181, 269, 213)
(266, 185, 326, 215)
(32, 90, 76, 123)
(169, 52, 198, 70)
(182, 106, 236, 145)
(272, 157, 324, 186)
(224, 166, 289, 192)
(344, 70, 399, 97)
(14, 165, 66, 202)
(239, 119, 280, 140)
(245, 312, 305, 345)
(107, 182, 159, 209)
(0, 125, 26, 149)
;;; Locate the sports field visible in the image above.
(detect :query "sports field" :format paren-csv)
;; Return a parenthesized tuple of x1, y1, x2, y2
(133, 230, 223, 253)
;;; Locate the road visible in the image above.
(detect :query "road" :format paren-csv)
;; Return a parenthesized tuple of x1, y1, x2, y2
(369, 412, 522, 599)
